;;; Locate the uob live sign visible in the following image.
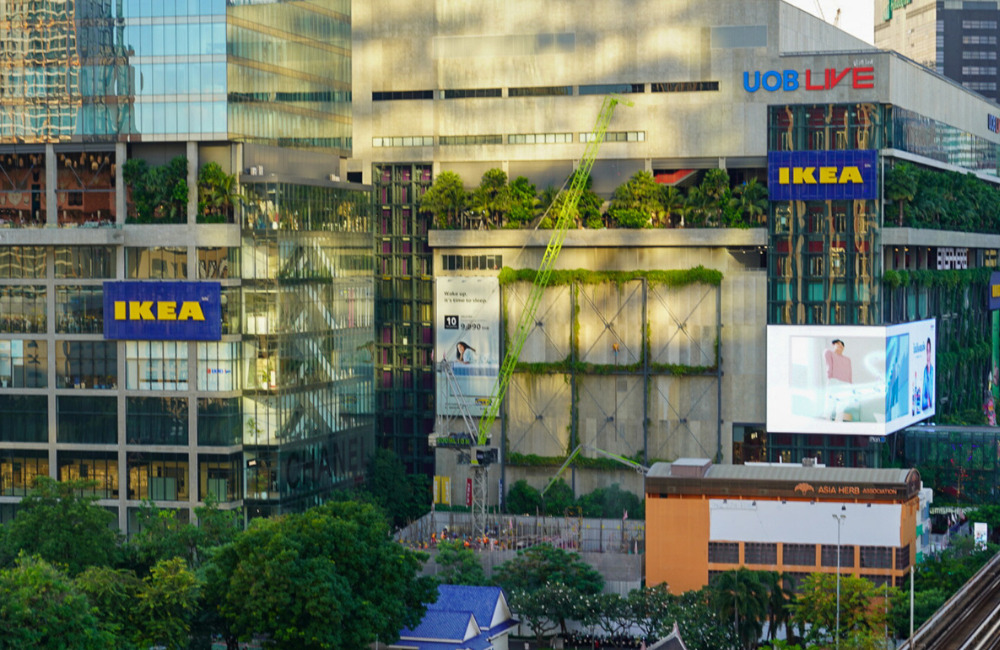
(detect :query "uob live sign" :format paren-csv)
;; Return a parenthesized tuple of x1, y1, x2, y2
(103, 281, 222, 341)
(768, 150, 877, 202)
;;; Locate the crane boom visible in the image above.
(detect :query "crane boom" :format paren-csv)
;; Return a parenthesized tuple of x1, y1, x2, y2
(475, 95, 628, 448)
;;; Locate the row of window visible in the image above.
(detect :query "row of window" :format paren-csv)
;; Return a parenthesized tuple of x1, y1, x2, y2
(964, 81, 998, 91)
(962, 50, 997, 60)
(0, 246, 240, 279)
(962, 20, 998, 30)
(0, 450, 241, 502)
(375, 131, 646, 148)
(962, 35, 997, 45)
(372, 81, 717, 101)
(962, 66, 997, 76)
(0, 395, 241, 446)
(440, 254, 503, 272)
(708, 541, 910, 570)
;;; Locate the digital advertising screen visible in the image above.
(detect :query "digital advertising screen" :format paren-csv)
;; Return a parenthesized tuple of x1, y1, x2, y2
(435, 277, 501, 417)
(767, 319, 935, 436)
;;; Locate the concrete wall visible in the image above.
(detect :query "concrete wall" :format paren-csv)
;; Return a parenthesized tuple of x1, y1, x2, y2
(431, 229, 766, 504)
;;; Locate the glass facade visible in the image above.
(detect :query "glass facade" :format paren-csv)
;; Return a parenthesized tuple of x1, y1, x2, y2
(241, 180, 374, 516)
(373, 163, 436, 474)
(0, 1, 350, 153)
(767, 104, 883, 326)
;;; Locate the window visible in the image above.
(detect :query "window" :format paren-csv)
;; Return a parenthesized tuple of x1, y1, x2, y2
(508, 132, 573, 144)
(579, 83, 644, 95)
(126, 247, 187, 279)
(963, 35, 997, 44)
(372, 90, 434, 101)
(441, 254, 503, 271)
(127, 452, 189, 501)
(863, 574, 892, 587)
(963, 20, 998, 29)
(821, 544, 854, 567)
(0, 451, 48, 496)
(197, 247, 238, 279)
(962, 66, 997, 76)
(126, 397, 189, 445)
(509, 85, 572, 97)
(198, 397, 242, 446)
(0, 340, 46, 388)
(0, 286, 46, 333)
(372, 136, 434, 147)
(651, 81, 720, 93)
(963, 51, 997, 60)
(439, 135, 502, 146)
(581, 131, 645, 143)
(744, 542, 777, 564)
(0, 246, 45, 278)
(783, 543, 816, 566)
(56, 286, 104, 333)
(860, 546, 893, 569)
(57, 396, 117, 444)
(198, 453, 242, 501)
(0, 395, 47, 442)
(58, 451, 118, 499)
(55, 246, 115, 278)
(198, 342, 239, 391)
(55, 340, 116, 389)
(709, 542, 739, 563)
(443, 88, 501, 99)
(783, 572, 810, 593)
(125, 341, 189, 391)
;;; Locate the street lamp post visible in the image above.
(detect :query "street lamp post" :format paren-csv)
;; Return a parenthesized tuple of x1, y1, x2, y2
(833, 509, 847, 650)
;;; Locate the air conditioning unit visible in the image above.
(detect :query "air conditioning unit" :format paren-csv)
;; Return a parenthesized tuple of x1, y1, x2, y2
(329, 173, 341, 182)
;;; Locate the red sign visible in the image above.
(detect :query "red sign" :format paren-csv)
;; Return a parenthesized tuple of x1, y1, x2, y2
(466, 478, 473, 507)
(744, 67, 875, 93)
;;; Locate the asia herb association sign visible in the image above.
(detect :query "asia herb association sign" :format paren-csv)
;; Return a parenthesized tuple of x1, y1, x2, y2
(103, 281, 222, 341)
(767, 150, 877, 201)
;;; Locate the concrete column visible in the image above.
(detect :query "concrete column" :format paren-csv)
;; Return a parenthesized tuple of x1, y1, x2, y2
(45, 145, 56, 226)
(187, 141, 198, 224)
(115, 142, 126, 225)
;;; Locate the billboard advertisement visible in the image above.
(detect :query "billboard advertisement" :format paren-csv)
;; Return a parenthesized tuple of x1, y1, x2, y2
(767, 319, 935, 435)
(435, 277, 500, 416)
(767, 150, 878, 201)
(103, 281, 222, 341)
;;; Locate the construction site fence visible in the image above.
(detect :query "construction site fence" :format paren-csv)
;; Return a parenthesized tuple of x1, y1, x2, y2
(395, 510, 646, 555)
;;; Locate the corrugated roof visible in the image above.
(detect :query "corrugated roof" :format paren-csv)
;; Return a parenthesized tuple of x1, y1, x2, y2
(647, 460, 913, 485)
(432, 585, 504, 629)
(400, 611, 476, 642)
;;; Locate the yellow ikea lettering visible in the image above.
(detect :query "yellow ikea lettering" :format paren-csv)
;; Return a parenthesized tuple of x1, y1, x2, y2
(113, 300, 205, 321)
(777, 165, 864, 185)
(993, 285, 1000, 298)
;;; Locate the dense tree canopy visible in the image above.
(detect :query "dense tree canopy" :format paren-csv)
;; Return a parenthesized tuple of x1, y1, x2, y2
(207, 500, 436, 649)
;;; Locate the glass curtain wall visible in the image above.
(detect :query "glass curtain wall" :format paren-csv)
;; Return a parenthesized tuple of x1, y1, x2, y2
(240, 180, 373, 517)
(767, 104, 884, 325)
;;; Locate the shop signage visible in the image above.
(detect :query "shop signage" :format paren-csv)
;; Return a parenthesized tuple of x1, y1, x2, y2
(743, 66, 874, 93)
(989, 114, 1000, 134)
(103, 281, 221, 341)
(768, 150, 877, 201)
(884, 0, 912, 21)
(936, 247, 968, 270)
(989, 271, 1000, 310)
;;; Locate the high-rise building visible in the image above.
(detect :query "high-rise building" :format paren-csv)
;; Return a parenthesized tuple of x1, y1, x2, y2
(875, 0, 1000, 102)
(0, 0, 374, 529)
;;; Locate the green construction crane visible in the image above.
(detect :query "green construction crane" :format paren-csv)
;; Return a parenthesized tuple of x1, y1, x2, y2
(467, 95, 630, 537)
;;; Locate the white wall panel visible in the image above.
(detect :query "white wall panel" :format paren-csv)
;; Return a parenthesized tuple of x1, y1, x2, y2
(709, 499, 901, 546)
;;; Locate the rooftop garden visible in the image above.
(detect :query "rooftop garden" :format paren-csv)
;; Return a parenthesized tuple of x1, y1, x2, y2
(421, 167, 768, 230)
(886, 161, 1000, 234)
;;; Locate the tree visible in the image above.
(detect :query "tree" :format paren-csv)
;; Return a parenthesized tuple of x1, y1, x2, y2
(134, 557, 201, 650)
(733, 178, 768, 227)
(197, 162, 238, 223)
(577, 483, 643, 519)
(493, 543, 603, 640)
(207, 500, 436, 649)
(470, 168, 512, 227)
(624, 583, 674, 639)
(506, 479, 542, 515)
(655, 587, 737, 650)
(791, 573, 896, 646)
(1, 477, 121, 575)
(123, 156, 189, 224)
(607, 170, 662, 228)
(124, 495, 240, 573)
(761, 571, 793, 643)
(366, 447, 431, 528)
(420, 170, 469, 228)
(660, 185, 688, 227)
(509, 175, 540, 226)
(435, 540, 487, 585)
(709, 568, 770, 650)
(0, 554, 112, 649)
(546, 170, 603, 229)
(885, 162, 918, 226)
(541, 478, 576, 516)
(75, 565, 143, 647)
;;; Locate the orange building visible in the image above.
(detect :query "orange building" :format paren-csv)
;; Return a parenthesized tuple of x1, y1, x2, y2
(646, 459, 922, 594)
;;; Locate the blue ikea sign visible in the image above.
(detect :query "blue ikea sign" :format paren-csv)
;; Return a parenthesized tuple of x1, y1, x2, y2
(768, 150, 877, 201)
(103, 281, 222, 341)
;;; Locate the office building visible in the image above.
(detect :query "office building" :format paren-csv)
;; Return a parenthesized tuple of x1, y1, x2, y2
(875, 0, 1000, 102)
(0, 0, 374, 529)
(351, 0, 1000, 504)
(645, 459, 923, 593)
